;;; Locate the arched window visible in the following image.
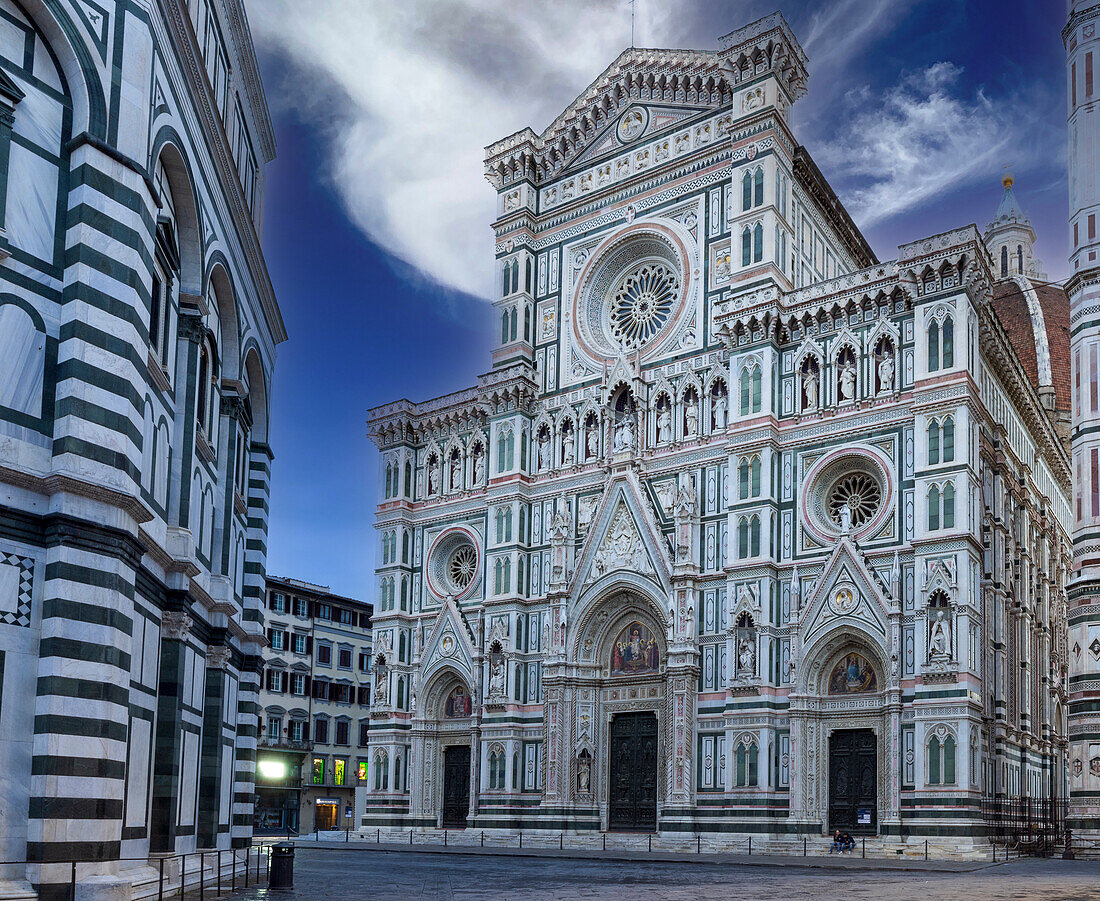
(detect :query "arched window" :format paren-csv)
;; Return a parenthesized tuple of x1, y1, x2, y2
(525, 258, 532, 293)
(742, 170, 752, 211)
(399, 578, 408, 611)
(495, 507, 505, 543)
(502, 264, 510, 297)
(1016, 245, 1023, 274)
(740, 365, 762, 415)
(493, 559, 503, 595)
(384, 463, 393, 498)
(488, 747, 506, 789)
(506, 431, 515, 469)
(942, 317, 954, 367)
(504, 507, 513, 541)
(928, 735, 941, 784)
(523, 305, 531, 342)
(402, 531, 410, 562)
(928, 732, 956, 785)
(928, 319, 940, 371)
(928, 485, 941, 531)
(942, 417, 955, 462)
(928, 419, 940, 464)
(738, 518, 749, 558)
(510, 260, 519, 294)
(509, 307, 518, 342)
(501, 311, 509, 344)
(754, 167, 764, 207)
(749, 515, 761, 557)
(753, 223, 764, 263)
(741, 227, 752, 266)
(1000, 245, 1008, 278)
(735, 740, 759, 787)
(404, 461, 412, 496)
(751, 456, 761, 497)
(739, 458, 750, 499)
(943, 735, 956, 783)
(502, 557, 511, 593)
(942, 482, 955, 528)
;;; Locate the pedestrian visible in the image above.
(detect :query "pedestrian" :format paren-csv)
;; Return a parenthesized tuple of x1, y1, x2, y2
(830, 829, 843, 853)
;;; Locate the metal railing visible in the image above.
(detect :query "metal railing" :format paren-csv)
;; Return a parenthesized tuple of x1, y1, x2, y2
(980, 795, 1068, 855)
(0, 845, 271, 901)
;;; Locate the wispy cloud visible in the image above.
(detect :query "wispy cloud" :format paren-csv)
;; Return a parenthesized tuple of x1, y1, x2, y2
(250, 0, 671, 300)
(816, 62, 1047, 228)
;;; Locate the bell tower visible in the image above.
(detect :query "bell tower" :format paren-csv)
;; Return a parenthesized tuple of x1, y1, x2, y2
(1065, 0, 1100, 840)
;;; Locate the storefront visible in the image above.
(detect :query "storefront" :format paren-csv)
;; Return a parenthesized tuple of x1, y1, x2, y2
(254, 752, 303, 834)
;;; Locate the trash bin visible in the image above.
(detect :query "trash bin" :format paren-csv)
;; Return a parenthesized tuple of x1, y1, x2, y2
(270, 842, 295, 890)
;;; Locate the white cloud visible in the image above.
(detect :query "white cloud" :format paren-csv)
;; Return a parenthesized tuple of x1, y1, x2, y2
(249, 0, 672, 300)
(815, 62, 1043, 227)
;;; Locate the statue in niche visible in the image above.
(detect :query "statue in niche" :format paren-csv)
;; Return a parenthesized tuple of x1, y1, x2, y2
(614, 414, 636, 452)
(562, 427, 575, 465)
(537, 432, 550, 471)
(712, 391, 728, 431)
(375, 663, 389, 706)
(473, 449, 485, 485)
(839, 359, 857, 402)
(488, 652, 506, 697)
(656, 403, 672, 443)
(685, 401, 699, 438)
(427, 460, 439, 496)
(450, 454, 461, 490)
(877, 348, 895, 395)
(802, 365, 819, 411)
(577, 751, 591, 793)
(929, 610, 951, 657)
(585, 419, 598, 459)
(738, 637, 756, 675)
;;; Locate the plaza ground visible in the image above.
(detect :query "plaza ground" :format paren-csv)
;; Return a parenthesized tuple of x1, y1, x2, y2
(220, 847, 1100, 900)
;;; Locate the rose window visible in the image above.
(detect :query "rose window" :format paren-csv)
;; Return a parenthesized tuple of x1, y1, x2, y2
(827, 473, 881, 528)
(448, 545, 477, 590)
(425, 528, 481, 600)
(609, 263, 679, 350)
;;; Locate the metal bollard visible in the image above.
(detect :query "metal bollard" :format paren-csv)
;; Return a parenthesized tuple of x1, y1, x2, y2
(648, 833, 651, 852)
(481, 831, 485, 847)
(862, 837, 865, 859)
(924, 839, 928, 861)
(200, 852, 205, 901)
(519, 830, 523, 849)
(803, 837, 807, 856)
(444, 830, 448, 847)
(410, 829, 413, 845)
(244, 847, 249, 888)
(697, 833, 700, 854)
(217, 849, 222, 894)
(179, 853, 185, 898)
(748, 836, 752, 855)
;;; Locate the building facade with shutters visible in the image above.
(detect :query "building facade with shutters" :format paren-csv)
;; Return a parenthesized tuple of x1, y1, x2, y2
(257, 577, 373, 836)
(364, 13, 1074, 852)
(0, 0, 283, 897)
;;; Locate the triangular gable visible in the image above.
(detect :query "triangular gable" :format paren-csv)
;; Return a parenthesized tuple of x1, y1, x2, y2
(421, 596, 477, 686)
(562, 103, 714, 175)
(799, 539, 890, 647)
(570, 470, 671, 599)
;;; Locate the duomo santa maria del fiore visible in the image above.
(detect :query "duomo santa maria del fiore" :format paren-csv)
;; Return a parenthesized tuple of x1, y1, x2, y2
(363, 6, 1100, 852)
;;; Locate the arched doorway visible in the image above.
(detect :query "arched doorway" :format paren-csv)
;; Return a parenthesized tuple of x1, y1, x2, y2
(558, 584, 673, 833)
(409, 669, 475, 829)
(789, 629, 898, 835)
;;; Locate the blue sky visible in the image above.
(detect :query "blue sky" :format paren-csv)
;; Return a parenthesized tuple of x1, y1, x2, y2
(250, 0, 1071, 599)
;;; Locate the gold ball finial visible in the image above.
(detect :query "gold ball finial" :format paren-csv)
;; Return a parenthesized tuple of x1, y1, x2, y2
(1002, 173, 1014, 189)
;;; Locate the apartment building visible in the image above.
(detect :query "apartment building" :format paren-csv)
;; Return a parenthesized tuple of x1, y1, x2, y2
(257, 576, 373, 833)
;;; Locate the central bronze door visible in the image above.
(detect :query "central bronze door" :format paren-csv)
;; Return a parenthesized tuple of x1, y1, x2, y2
(608, 711, 658, 832)
(828, 728, 877, 834)
(442, 745, 470, 828)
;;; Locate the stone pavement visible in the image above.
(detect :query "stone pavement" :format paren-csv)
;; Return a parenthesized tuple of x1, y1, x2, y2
(219, 847, 1100, 900)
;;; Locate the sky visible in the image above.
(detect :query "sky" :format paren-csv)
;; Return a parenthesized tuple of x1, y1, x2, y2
(248, 0, 1072, 600)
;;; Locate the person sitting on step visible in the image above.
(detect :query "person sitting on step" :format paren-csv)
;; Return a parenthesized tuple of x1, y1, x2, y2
(830, 829, 843, 853)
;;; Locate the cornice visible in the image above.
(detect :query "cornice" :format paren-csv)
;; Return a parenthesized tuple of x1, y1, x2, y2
(218, 0, 277, 162)
(161, 0, 286, 345)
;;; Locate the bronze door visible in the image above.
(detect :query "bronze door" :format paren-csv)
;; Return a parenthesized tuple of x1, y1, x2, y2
(442, 745, 471, 828)
(608, 712, 658, 832)
(828, 728, 877, 834)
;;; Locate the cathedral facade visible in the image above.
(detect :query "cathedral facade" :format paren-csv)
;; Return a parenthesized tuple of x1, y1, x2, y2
(365, 13, 1074, 847)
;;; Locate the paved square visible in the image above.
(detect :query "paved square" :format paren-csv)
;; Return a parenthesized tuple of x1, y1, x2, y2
(228, 848, 1100, 900)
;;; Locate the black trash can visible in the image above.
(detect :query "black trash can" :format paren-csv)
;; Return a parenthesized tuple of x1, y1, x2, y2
(270, 842, 295, 890)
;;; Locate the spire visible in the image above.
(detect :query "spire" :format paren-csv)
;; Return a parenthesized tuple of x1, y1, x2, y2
(983, 173, 1045, 280)
(991, 173, 1029, 230)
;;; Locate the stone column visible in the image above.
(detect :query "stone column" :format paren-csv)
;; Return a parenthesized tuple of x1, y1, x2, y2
(150, 608, 192, 852)
(196, 643, 231, 848)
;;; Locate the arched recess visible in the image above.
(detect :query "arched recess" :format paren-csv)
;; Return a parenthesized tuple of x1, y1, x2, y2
(150, 127, 204, 297)
(570, 578, 669, 668)
(206, 254, 241, 382)
(242, 345, 269, 444)
(797, 623, 889, 697)
(421, 666, 474, 721)
(15, 0, 105, 138)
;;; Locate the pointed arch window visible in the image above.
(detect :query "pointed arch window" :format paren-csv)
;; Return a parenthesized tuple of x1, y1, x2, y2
(1000, 245, 1008, 278)
(741, 227, 752, 266)
(754, 168, 764, 207)
(739, 365, 762, 415)
(753, 223, 763, 263)
(928, 420, 940, 465)
(742, 170, 752, 211)
(1016, 245, 1023, 275)
(942, 417, 955, 462)
(928, 315, 954, 371)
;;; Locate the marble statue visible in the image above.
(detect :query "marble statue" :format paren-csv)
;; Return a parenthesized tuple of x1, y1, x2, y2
(656, 407, 671, 443)
(839, 360, 856, 401)
(473, 451, 485, 484)
(930, 610, 950, 657)
(713, 393, 727, 430)
(614, 415, 635, 452)
(562, 429, 575, 465)
(538, 433, 550, 470)
(685, 403, 699, 437)
(878, 350, 895, 395)
(803, 369, 819, 411)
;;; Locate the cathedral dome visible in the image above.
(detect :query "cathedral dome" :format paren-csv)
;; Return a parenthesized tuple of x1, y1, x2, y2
(991, 279, 1071, 414)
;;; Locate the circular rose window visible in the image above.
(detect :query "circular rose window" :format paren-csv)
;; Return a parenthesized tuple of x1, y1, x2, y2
(425, 527, 481, 600)
(827, 473, 882, 528)
(802, 449, 892, 542)
(609, 262, 679, 349)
